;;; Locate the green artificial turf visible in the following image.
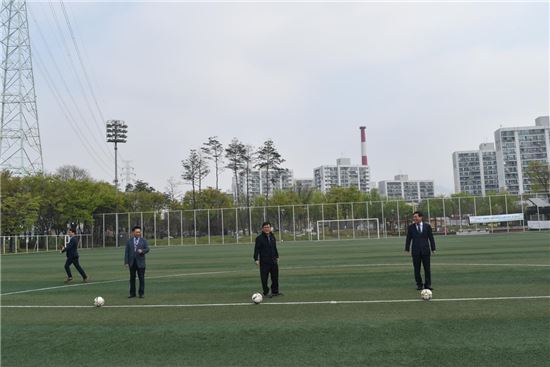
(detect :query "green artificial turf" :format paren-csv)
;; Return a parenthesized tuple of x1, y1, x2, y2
(1, 232, 549, 366)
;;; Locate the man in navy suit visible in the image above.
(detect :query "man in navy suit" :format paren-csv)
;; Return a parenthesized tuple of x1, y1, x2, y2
(124, 226, 150, 298)
(61, 228, 88, 283)
(405, 211, 436, 290)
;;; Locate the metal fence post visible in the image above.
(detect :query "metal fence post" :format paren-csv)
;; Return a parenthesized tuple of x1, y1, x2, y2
(351, 202, 356, 239)
(321, 203, 325, 240)
(442, 198, 447, 236)
(306, 204, 311, 241)
(236, 207, 239, 244)
(154, 212, 157, 246)
(381, 201, 386, 238)
(505, 195, 509, 232)
(180, 210, 184, 246)
(336, 203, 340, 240)
(520, 194, 526, 232)
(221, 209, 225, 245)
(398, 200, 403, 237)
(207, 209, 211, 245)
(167, 210, 171, 246)
(427, 199, 431, 229)
(115, 213, 119, 248)
(458, 197, 462, 231)
(194, 210, 198, 245)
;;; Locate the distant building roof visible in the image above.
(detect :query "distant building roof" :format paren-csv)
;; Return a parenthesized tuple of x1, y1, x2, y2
(527, 198, 550, 208)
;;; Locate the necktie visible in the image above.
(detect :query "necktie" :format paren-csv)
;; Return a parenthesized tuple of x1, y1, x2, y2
(134, 238, 138, 251)
(417, 224, 421, 233)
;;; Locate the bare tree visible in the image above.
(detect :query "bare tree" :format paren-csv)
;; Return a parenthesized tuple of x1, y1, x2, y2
(165, 177, 183, 208)
(182, 150, 201, 209)
(241, 145, 256, 208)
(197, 152, 210, 193)
(255, 139, 285, 204)
(55, 165, 91, 181)
(201, 136, 224, 191)
(225, 138, 246, 203)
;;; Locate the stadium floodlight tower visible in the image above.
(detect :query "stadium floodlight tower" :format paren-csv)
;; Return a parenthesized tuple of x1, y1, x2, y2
(106, 120, 127, 190)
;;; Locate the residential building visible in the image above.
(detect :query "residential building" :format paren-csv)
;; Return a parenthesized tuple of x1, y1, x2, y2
(378, 174, 434, 202)
(452, 143, 498, 195)
(494, 116, 550, 194)
(313, 158, 371, 193)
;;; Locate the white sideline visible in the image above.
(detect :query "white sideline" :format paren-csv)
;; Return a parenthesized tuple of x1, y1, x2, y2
(1, 295, 549, 308)
(1, 262, 549, 297)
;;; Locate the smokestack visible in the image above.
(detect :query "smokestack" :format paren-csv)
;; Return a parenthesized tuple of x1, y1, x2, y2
(359, 126, 368, 166)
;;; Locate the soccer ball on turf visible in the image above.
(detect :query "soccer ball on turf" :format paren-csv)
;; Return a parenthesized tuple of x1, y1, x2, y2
(420, 289, 432, 301)
(251, 293, 263, 304)
(94, 296, 105, 307)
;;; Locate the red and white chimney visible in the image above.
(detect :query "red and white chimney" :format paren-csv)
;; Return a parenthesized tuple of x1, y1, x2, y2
(359, 126, 368, 166)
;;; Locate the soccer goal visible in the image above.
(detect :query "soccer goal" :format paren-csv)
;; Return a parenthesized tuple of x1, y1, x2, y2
(316, 218, 380, 241)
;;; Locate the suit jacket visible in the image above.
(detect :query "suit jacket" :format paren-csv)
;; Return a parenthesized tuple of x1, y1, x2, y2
(405, 222, 436, 255)
(253, 232, 279, 265)
(62, 236, 79, 259)
(124, 237, 150, 269)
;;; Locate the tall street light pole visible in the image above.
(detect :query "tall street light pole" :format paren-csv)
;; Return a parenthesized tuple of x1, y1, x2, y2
(106, 120, 127, 190)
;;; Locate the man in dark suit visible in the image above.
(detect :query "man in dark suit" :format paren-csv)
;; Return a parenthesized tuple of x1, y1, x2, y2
(61, 228, 88, 283)
(405, 211, 436, 290)
(124, 226, 150, 298)
(254, 222, 281, 298)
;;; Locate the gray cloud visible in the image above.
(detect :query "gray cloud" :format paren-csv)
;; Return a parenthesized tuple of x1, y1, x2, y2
(30, 2, 549, 194)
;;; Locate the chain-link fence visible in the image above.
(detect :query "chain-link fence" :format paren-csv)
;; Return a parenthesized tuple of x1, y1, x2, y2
(91, 193, 549, 248)
(2, 193, 547, 254)
(0, 234, 94, 254)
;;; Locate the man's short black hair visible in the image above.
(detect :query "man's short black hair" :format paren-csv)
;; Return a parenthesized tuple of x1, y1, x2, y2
(413, 211, 423, 217)
(262, 222, 271, 227)
(68, 227, 77, 234)
(132, 225, 142, 232)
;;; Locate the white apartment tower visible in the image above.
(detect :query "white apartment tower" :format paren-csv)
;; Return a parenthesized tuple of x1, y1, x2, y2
(452, 143, 499, 195)
(378, 175, 434, 202)
(494, 116, 550, 194)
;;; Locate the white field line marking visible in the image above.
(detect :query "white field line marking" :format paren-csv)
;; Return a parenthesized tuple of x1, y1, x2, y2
(2, 262, 549, 297)
(2, 295, 549, 309)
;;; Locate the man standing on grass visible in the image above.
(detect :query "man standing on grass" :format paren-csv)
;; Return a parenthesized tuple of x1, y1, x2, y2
(254, 222, 282, 298)
(124, 226, 150, 298)
(61, 227, 88, 283)
(405, 211, 436, 290)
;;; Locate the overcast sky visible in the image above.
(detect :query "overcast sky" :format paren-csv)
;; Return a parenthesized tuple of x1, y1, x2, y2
(28, 1, 549, 195)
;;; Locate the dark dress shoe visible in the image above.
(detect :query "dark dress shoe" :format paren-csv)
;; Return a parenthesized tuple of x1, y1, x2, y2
(417, 286, 423, 290)
(139, 295, 144, 298)
(128, 295, 136, 298)
(272, 292, 283, 297)
(425, 287, 433, 291)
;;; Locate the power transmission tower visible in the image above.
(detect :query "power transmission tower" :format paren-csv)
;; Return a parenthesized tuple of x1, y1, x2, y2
(0, 0, 43, 175)
(120, 159, 136, 190)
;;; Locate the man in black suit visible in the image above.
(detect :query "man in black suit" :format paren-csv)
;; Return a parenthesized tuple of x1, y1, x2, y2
(61, 228, 88, 283)
(405, 211, 436, 290)
(124, 226, 150, 298)
(254, 222, 281, 298)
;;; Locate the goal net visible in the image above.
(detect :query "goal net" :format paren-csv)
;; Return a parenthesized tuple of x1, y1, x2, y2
(316, 218, 380, 241)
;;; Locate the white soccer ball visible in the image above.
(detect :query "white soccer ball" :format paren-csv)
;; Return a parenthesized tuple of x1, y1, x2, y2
(94, 296, 105, 307)
(420, 289, 432, 301)
(251, 292, 263, 304)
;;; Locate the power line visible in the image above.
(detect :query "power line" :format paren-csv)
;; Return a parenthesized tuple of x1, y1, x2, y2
(32, 51, 112, 176)
(39, 3, 114, 160)
(58, 1, 109, 137)
(27, 11, 114, 170)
